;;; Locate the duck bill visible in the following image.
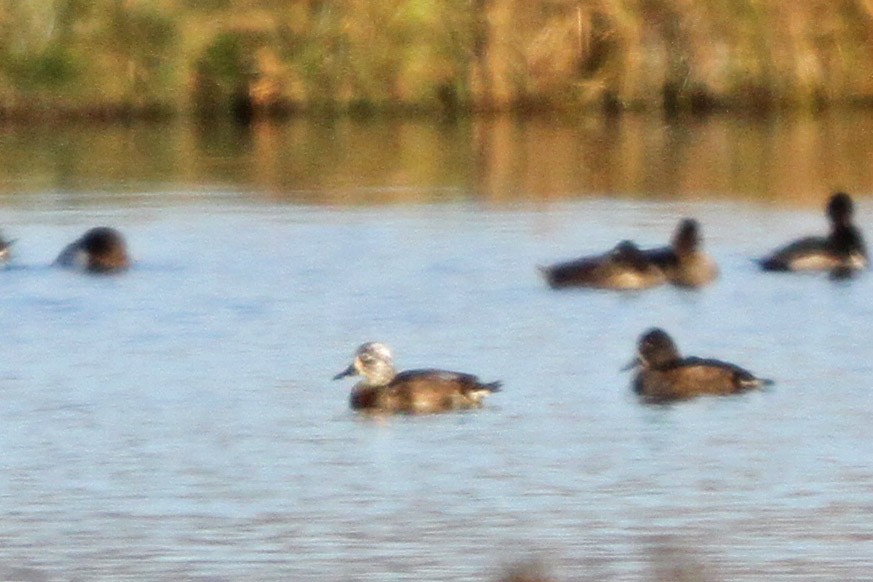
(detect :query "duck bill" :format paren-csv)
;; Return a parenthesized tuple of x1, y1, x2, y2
(621, 356, 640, 372)
(333, 363, 357, 380)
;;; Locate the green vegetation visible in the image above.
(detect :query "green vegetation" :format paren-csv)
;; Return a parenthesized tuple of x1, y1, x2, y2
(2, 0, 873, 120)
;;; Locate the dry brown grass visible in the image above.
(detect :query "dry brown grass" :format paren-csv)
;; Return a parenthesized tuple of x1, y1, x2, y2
(2, 0, 873, 118)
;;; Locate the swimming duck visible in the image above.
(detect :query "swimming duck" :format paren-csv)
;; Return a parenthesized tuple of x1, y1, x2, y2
(54, 227, 130, 273)
(333, 342, 502, 414)
(0, 231, 12, 266)
(541, 240, 667, 290)
(758, 192, 867, 274)
(626, 328, 773, 402)
(644, 219, 718, 288)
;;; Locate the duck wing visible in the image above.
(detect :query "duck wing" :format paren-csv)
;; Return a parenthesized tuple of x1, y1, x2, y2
(393, 369, 502, 393)
(672, 357, 772, 391)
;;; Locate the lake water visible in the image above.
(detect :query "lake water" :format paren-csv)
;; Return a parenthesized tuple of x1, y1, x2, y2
(1, 114, 873, 581)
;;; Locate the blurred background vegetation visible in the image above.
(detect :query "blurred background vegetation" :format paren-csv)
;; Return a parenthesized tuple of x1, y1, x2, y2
(2, 0, 873, 120)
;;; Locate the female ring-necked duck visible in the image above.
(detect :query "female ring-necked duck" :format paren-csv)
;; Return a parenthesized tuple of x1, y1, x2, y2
(54, 227, 130, 274)
(625, 328, 773, 402)
(644, 219, 719, 288)
(333, 342, 502, 414)
(758, 192, 868, 274)
(541, 240, 667, 290)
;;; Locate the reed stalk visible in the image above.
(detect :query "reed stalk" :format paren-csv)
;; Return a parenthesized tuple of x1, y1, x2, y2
(2, 0, 873, 119)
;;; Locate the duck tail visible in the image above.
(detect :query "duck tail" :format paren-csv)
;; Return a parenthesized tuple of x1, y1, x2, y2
(483, 380, 503, 393)
(742, 376, 774, 389)
(468, 380, 502, 399)
(537, 265, 558, 288)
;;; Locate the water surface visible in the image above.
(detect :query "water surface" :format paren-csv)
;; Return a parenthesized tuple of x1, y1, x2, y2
(1, 116, 872, 581)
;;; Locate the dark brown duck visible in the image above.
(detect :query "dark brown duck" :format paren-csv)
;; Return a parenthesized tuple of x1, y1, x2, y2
(54, 227, 130, 274)
(333, 342, 502, 414)
(626, 328, 773, 403)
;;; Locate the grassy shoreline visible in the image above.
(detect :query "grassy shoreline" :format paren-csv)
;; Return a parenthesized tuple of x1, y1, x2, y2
(3, 1, 873, 121)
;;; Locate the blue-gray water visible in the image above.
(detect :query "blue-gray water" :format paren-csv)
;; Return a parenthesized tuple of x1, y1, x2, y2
(2, 117, 873, 581)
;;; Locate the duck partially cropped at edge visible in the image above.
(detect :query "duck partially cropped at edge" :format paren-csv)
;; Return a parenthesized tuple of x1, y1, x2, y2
(643, 218, 718, 288)
(54, 227, 130, 274)
(625, 328, 773, 403)
(540, 240, 667, 290)
(333, 342, 502, 414)
(758, 191, 868, 275)
(0, 231, 13, 267)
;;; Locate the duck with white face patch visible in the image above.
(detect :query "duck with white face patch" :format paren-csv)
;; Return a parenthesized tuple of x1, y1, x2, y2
(333, 342, 502, 414)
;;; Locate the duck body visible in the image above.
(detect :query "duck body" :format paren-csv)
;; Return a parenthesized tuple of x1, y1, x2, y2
(335, 343, 501, 414)
(633, 356, 769, 402)
(628, 328, 771, 403)
(759, 192, 868, 274)
(542, 241, 667, 290)
(350, 369, 501, 414)
(758, 232, 867, 272)
(55, 226, 130, 274)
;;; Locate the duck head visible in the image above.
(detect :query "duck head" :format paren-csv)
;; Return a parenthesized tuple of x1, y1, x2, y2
(334, 342, 397, 386)
(624, 327, 681, 371)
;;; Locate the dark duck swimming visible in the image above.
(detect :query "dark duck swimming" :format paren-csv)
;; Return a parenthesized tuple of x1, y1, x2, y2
(626, 328, 773, 403)
(541, 240, 667, 290)
(55, 227, 130, 274)
(758, 192, 867, 276)
(333, 342, 502, 414)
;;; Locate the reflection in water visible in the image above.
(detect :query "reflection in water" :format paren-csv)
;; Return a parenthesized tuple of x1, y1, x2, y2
(0, 199, 870, 581)
(2, 112, 873, 205)
(2, 114, 873, 580)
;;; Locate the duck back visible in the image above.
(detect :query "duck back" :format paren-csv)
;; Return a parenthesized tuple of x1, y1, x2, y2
(543, 247, 665, 290)
(351, 369, 501, 414)
(635, 357, 769, 402)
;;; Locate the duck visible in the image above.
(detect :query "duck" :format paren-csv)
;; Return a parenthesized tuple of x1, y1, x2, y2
(625, 328, 773, 402)
(333, 342, 502, 414)
(644, 219, 718, 288)
(541, 240, 667, 290)
(54, 227, 130, 273)
(0, 231, 12, 266)
(758, 192, 867, 274)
